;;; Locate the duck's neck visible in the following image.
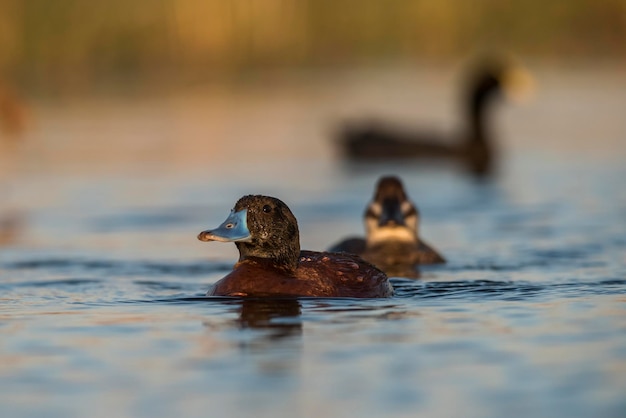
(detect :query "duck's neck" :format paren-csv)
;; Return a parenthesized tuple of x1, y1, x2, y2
(468, 104, 487, 142)
(466, 78, 499, 144)
(235, 241, 300, 273)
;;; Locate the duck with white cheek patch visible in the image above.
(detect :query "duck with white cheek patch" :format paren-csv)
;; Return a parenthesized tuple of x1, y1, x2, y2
(329, 176, 445, 277)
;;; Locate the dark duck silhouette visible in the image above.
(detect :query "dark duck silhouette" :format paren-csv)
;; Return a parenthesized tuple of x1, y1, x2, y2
(338, 60, 534, 176)
(198, 195, 393, 298)
(329, 176, 444, 277)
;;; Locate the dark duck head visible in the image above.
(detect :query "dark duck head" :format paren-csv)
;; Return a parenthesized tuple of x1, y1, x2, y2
(464, 59, 535, 142)
(198, 195, 301, 273)
(460, 58, 535, 176)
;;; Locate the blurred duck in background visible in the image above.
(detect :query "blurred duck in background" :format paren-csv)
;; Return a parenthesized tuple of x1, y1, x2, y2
(329, 176, 444, 278)
(337, 57, 534, 176)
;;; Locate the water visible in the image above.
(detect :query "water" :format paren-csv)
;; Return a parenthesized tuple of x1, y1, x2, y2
(1, 68, 626, 418)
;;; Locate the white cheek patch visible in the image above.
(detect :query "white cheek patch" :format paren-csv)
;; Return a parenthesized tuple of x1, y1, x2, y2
(369, 202, 382, 217)
(401, 201, 413, 214)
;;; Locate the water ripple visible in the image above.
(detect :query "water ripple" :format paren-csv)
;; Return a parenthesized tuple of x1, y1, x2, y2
(391, 278, 626, 301)
(2, 258, 232, 276)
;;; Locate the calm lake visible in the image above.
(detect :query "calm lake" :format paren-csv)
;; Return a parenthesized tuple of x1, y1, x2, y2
(1, 67, 625, 418)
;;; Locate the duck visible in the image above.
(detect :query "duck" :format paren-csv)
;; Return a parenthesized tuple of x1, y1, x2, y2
(329, 176, 444, 277)
(337, 58, 534, 176)
(198, 194, 393, 298)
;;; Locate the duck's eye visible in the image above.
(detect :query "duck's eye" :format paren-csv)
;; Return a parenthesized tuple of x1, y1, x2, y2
(262, 204, 272, 213)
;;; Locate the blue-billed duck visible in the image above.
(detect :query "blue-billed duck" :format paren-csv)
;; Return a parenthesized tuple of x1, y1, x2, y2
(198, 195, 393, 298)
(338, 59, 534, 176)
(329, 176, 444, 277)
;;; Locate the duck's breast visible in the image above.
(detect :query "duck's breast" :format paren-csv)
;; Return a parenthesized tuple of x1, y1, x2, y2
(207, 258, 335, 297)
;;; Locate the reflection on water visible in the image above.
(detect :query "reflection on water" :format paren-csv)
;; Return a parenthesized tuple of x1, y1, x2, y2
(224, 299, 304, 376)
(1, 69, 626, 418)
(237, 299, 302, 338)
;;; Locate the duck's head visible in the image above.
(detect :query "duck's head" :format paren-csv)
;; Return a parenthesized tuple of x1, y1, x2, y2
(198, 195, 301, 272)
(364, 176, 419, 248)
(467, 57, 535, 111)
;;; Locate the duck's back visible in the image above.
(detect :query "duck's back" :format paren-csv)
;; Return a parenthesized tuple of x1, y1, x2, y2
(341, 123, 456, 160)
(330, 235, 445, 267)
(296, 250, 392, 298)
(364, 240, 445, 266)
(328, 237, 366, 254)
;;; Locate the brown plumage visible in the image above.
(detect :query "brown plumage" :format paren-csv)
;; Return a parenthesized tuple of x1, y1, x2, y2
(198, 195, 393, 298)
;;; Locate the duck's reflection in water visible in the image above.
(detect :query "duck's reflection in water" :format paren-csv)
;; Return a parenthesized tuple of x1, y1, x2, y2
(221, 299, 304, 375)
(237, 298, 303, 340)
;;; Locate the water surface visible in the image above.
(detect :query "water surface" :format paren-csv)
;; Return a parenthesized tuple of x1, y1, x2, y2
(1, 69, 625, 418)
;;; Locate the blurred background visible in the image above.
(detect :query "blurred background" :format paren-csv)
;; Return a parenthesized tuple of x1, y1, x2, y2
(1, 0, 625, 169)
(0, 0, 626, 254)
(0, 0, 625, 250)
(2, 4, 626, 418)
(1, 0, 625, 91)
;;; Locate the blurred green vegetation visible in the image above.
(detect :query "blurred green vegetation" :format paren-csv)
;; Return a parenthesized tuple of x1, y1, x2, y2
(1, 0, 624, 93)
